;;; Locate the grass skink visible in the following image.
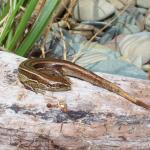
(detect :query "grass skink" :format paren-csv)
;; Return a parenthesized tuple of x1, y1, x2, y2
(18, 58, 150, 109)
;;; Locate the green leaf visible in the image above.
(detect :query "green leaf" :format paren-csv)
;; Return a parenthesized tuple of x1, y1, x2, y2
(0, 0, 25, 45)
(5, 29, 13, 49)
(16, 0, 61, 56)
(0, 2, 10, 21)
(7, 0, 38, 50)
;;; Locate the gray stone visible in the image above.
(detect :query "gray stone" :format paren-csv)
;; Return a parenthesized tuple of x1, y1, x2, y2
(145, 10, 150, 31)
(137, 7, 148, 15)
(137, 0, 150, 9)
(108, 0, 136, 10)
(109, 0, 125, 10)
(119, 32, 150, 68)
(73, 0, 115, 21)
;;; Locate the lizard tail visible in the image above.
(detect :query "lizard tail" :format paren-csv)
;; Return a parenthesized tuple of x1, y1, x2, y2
(118, 89, 150, 110)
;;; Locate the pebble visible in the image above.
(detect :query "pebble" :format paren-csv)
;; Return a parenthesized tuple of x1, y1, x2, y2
(108, 0, 136, 10)
(108, 0, 125, 10)
(115, 6, 144, 34)
(145, 9, 150, 31)
(137, 7, 148, 15)
(136, 0, 150, 9)
(73, 0, 115, 21)
(120, 24, 140, 34)
(119, 32, 150, 68)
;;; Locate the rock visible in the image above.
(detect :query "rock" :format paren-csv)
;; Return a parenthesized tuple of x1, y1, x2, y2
(120, 23, 140, 34)
(108, 0, 135, 10)
(73, 0, 115, 21)
(105, 34, 125, 51)
(145, 9, 150, 31)
(137, 7, 148, 15)
(125, 6, 145, 31)
(98, 26, 120, 44)
(137, 0, 150, 9)
(116, 6, 145, 33)
(119, 32, 150, 68)
(108, 0, 125, 10)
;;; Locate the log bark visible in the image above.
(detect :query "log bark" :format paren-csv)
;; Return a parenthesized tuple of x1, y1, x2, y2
(0, 51, 150, 150)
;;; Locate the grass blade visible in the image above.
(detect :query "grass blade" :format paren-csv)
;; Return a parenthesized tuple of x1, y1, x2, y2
(0, 2, 10, 21)
(7, 0, 38, 50)
(16, 0, 61, 56)
(0, 0, 25, 45)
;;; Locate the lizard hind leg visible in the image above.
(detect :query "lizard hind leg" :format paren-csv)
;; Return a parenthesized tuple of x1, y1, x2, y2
(22, 80, 45, 94)
(18, 72, 44, 93)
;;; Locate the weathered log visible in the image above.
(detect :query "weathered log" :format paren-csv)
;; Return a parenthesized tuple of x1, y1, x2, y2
(0, 51, 150, 150)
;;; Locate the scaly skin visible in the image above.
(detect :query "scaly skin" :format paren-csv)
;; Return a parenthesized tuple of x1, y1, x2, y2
(18, 58, 150, 109)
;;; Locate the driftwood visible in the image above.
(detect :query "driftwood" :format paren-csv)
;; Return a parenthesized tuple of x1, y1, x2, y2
(0, 51, 150, 150)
